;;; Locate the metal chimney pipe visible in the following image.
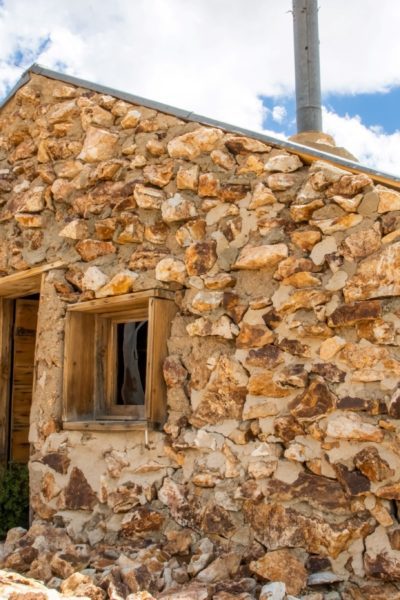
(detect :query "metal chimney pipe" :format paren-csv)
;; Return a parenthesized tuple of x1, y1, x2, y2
(292, 0, 322, 132)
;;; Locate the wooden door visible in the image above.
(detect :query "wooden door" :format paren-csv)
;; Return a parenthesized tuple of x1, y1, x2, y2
(9, 299, 38, 463)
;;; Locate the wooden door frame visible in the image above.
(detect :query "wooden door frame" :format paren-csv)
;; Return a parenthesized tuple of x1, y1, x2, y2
(0, 262, 64, 466)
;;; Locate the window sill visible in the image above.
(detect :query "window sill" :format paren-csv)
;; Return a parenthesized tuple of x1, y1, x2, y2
(62, 420, 153, 432)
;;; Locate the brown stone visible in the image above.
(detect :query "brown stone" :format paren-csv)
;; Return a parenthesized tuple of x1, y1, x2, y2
(200, 504, 235, 536)
(210, 149, 235, 170)
(120, 507, 164, 537)
(274, 256, 317, 279)
(185, 240, 217, 276)
(245, 345, 283, 369)
(156, 257, 186, 284)
(277, 289, 330, 314)
(388, 385, 400, 418)
(278, 337, 310, 357)
(267, 173, 296, 191)
(289, 378, 337, 422)
(311, 213, 363, 234)
(96, 272, 138, 298)
(225, 135, 271, 154)
(282, 271, 321, 288)
(249, 549, 306, 595)
(163, 356, 187, 387)
(218, 183, 250, 203)
(328, 300, 382, 327)
(376, 184, 400, 213)
(190, 355, 248, 426)
(354, 447, 394, 482)
(244, 500, 373, 558)
(248, 182, 276, 209)
(143, 161, 174, 187)
(334, 463, 370, 496)
(233, 243, 288, 270)
(62, 467, 97, 510)
(204, 273, 236, 290)
(129, 248, 167, 270)
(274, 415, 304, 442)
(236, 322, 274, 348)
(75, 239, 116, 261)
(41, 452, 70, 474)
(168, 127, 223, 159)
(356, 318, 395, 344)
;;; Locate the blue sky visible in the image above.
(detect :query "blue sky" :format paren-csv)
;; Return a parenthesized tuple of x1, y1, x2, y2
(1, 0, 400, 175)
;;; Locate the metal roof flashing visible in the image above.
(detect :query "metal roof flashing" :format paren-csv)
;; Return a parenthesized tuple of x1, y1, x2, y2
(1, 63, 399, 188)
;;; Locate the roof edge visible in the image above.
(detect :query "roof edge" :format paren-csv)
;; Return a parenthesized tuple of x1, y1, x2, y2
(1, 63, 400, 188)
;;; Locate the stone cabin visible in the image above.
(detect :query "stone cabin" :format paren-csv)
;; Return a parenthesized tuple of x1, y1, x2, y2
(1, 64, 400, 598)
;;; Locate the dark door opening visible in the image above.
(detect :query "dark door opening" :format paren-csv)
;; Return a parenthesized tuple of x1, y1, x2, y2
(8, 297, 39, 464)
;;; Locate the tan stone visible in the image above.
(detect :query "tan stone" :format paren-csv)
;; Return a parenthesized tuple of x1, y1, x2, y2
(75, 239, 116, 261)
(237, 153, 265, 175)
(78, 126, 118, 162)
(116, 214, 144, 244)
(186, 315, 237, 339)
(236, 322, 274, 348)
(144, 160, 174, 187)
(326, 412, 384, 442)
(344, 241, 400, 301)
(248, 182, 276, 209)
(245, 345, 284, 369)
(210, 149, 235, 170)
(264, 153, 302, 173)
(168, 126, 223, 159)
(276, 289, 329, 313)
(282, 271, 321, 288)
(274, 256, 316, 279)
(95, 271, 138, 298)
(198, 172, 220, 197)
(310, 213, 363, 234)
(134, 183, 165, 209)
(144, 221, 169, 244)
(319, 335, 346, 360)
(176, 164, 199, 190)
(203, 273, 236, 290)
(218, 182, 250, 203)
(332, 193, 363, 212)
(376, 184, 400, 213)
(120, 109, 141, 128)
(176, 219, 206, 247)
(185, 240, 217, 276)
(19, 186, 45, 212)
(339, 342, 387, 369)
(326, 172, 372, 197)
(290, 229, 321, 251)
(15, 214, 43, 228)
(376, 482, 400, 500)
(146, 138, 165, 156)
(59, 219, 89, 240)
(267, 172, 296, 191)
(341, 227, 381, 260)
(191, 290, 223, 312)
(120, 507, 164, 537)
(248, 371, 290, 397)
(289, 199, 324, 222)
(95, 218, 116, 240)
(47, 99, 78, 123)
(81, 104, 114, 130)
(242, 397, 279, 419)
(82, 266, 108, 291)
(155, 257, 186, 284)
(129, 248, 168, 270)
(233, 243, 288, 270)
(250, 549, 306, 596)
(225, 134, 271, 154)
(161, 193, 198, 222)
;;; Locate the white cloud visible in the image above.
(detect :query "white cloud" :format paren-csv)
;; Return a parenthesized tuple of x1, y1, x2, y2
(271, 105, 287, 124)
(323, 108, 400, 176)
(0, 0, 400, 174)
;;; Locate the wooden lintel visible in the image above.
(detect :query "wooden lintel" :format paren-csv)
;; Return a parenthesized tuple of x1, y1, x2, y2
(0, 261, 66, 298)
(62, 420, 151, 432)
(67, 288, 176, 313)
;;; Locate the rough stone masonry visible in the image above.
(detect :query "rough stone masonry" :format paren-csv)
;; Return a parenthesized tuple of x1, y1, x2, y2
(1, 71, 400, 599)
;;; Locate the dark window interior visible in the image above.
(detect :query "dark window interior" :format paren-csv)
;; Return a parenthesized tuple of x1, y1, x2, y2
(116, 321, 148, 406)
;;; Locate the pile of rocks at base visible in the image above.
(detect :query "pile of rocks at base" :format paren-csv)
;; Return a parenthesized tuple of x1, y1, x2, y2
(1, 524, 400, 600)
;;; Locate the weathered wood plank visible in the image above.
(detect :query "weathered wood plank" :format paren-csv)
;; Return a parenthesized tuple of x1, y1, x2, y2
(0, 261, 65, 298)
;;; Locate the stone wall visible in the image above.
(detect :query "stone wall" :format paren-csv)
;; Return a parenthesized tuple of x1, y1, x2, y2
(1, 73, 400, 597)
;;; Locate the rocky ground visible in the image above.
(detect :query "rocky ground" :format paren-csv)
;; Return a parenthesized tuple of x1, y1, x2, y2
(1, 524, 400, 600)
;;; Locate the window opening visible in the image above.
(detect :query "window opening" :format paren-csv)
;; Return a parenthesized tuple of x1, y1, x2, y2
(116, 321, 148, 406)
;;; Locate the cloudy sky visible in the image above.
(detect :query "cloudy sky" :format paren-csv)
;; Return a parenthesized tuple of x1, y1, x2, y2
(1, 0, 399, 175)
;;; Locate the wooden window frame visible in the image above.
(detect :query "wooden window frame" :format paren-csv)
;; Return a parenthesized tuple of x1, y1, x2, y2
(63, 289, 177, 431)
